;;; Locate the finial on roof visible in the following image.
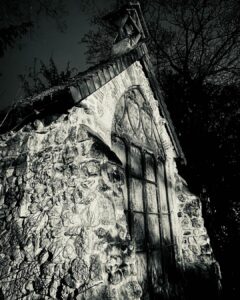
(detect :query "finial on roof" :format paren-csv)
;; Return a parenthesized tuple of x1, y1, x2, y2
(103, 2, 149, 56)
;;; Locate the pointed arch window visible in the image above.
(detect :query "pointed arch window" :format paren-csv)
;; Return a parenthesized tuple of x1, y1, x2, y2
(111, 87, 175, 299)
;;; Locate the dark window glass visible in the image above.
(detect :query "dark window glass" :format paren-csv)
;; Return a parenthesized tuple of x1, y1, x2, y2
(133, 212, 145, 251)
(145, 153, 155, 182)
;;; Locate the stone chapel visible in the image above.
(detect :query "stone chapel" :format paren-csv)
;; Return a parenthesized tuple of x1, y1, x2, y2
(0, 3, 221, 300)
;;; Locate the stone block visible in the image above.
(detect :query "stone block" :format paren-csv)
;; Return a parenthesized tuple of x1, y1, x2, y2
(92, 73, 101, 90)
(86, 77, 96, 94)
(112, 62, 119, 76)
(19, 199, 30, 218)
(97, 69, 106, 86)
(70, 85, 83, 103)
(108, 65, 115, 79)
(78, 80, 90, 99)
(116, 58, 124, 73)
(103, 67, 111, 82)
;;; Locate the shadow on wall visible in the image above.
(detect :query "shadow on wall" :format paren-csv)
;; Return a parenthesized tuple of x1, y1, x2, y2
(0, 110, 222, 299)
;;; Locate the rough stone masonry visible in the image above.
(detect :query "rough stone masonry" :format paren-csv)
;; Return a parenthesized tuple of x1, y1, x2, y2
(0, 3, 221, 300)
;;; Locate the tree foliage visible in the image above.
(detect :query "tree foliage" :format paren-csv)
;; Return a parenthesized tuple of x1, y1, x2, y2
(0, 0, 67, 57)
(0, 22, 33, 57)
(19, 57, 78, 97)
(148, 0, 240, 83)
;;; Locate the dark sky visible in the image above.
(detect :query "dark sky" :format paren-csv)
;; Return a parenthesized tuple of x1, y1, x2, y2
(0, 0, 114, 110)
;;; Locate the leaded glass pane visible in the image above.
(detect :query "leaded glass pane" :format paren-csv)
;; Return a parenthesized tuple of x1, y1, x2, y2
(157, 162, 168, 213)
(141, 109, 152, 141)
(162, 214, 172, 246)
(119, 111, 134, 137)
(138, 120, 148, 147)
(113, 88, 162, 153)
(114, 93, 125, 124)
(118, 169, 128, 211)
(148, 214, 161, 248)
(146, 183, 158, 213)
(145, 153, 155, 182)
(127, 98, 140, 134)
(133, 213, 145, 250)
(130, 146, 142, 176)
(111, 87, 170, 296)
(130, 178, 143, 212)
(149, 250, 164, 296)
(135, 253, 150, 300)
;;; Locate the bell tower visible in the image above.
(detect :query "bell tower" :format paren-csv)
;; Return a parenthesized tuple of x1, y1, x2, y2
(104, 2, 149, 56)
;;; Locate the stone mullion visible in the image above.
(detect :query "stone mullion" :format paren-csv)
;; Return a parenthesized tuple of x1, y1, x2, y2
(125, 142, 133, 239)
(141, 149, 154, 299)
(164, 158, 184, 273)
(154, 155, 166, 286)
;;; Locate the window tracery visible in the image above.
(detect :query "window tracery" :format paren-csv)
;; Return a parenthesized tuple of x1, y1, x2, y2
(111, 87, 174, 299)
(113, 87, 165, 160)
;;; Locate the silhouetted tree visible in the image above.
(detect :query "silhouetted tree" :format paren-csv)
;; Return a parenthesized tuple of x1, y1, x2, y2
(82, 0, 240, 84)
(0, 0, 67, 57)
(19, 57, 78, 97)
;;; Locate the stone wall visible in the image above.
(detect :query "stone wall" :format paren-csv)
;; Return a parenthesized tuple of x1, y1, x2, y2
(0, 61, 221, 299)
(0, 117, 142, 299)
(175, 175, 222, 298)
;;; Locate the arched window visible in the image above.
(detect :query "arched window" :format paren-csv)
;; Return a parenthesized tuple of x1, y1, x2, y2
(111, 87, 175, 299)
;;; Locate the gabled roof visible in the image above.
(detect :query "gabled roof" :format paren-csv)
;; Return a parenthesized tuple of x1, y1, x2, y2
(0, 45, 145, 134)
(0, 3, 185, 163)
